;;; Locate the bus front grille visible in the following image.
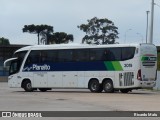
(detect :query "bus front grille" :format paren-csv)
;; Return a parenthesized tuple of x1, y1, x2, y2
(124, 72, 134, 86)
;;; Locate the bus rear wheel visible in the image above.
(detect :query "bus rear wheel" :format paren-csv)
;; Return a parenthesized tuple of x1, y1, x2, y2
(97, 84, 103, 93)
(23, 80, 33, 92)
(103, 80, 114, 93)
(88, 80, 100, 93)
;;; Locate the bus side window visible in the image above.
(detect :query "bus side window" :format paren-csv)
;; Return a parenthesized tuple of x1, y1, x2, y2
(25, 51, 41, 65)
(90, 49, 104, 61)
(58, 50, 73, 62)
(90, 52, 96, 61)
(73, 50, 80, 61)
(101, 49, 114, 61)
(122, 47, 135, 61)
(41, 51, 48, 63)
(102, 48, 121, 61)
(73, 49, 89, 62)
(102, 50, 108, 61)
(46, 50, 58, 63)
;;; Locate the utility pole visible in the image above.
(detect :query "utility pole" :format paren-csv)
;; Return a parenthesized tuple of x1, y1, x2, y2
(149, 0, 154, 44)
(146, 11, 150, 43)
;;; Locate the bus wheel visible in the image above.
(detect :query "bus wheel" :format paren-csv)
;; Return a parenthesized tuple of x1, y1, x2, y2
(88, 80, 100, 93)
(39, 88, 47, 92)
(103, 80, 114, 93)
(23, 80, 33, 92)
(97, 84, 103, 93)
(120, 89, 130, 93)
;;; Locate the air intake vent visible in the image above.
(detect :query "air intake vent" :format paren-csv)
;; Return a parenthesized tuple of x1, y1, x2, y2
(124, 72, 134, 86)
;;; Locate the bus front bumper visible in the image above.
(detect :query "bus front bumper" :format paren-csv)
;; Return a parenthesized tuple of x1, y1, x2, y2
(8, 79, 21, 88)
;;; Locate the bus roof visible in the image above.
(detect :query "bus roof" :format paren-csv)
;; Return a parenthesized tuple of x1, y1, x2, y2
(14, 43, 153, 53)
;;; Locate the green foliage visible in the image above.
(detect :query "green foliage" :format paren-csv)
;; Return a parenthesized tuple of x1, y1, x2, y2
(0, 37, 10, 45)
(47, 32, 74, 44)
(22, 24, 53, 45)
(22, 24, 74, 45)
(78, 17, 119, 45)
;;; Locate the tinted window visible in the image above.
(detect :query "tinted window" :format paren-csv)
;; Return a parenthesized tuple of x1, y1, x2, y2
(102, 48, 121, 61)
(9, 59, 21, 75)
(58, 50, 73, 62)
(90, 49, 104, 61)
(25, 50, 58, 65)
(24, 47, 135, 65)
(46, 50, 57, 62)
(41, 51, 48, 62)
(122, 47, 135, 60)
(25, 51, 41, 65)
(73, 49, 89, 62)
(13, 51, 27, 60)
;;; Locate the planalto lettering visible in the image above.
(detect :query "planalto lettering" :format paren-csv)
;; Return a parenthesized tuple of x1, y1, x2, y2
(32, 64, 50, 71)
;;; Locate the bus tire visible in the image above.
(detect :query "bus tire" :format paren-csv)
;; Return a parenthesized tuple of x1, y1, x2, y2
(88, 79, 100, 93)
(103, 80, 114, 93)
(39, 88, 47, 92)
(97, 84, 103, 93)
(120, 89, 130, 93)
(23, 80, 33, 92)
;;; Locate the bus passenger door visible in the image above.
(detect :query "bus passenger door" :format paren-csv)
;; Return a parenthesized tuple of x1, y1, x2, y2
(33, 72, 48, 87)
(62, 72, 78, 88)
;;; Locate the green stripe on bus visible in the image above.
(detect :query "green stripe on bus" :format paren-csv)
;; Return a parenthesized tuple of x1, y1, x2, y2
(104, 62, 114, 70)
(141, 56, 157, 61)
(141, 56, 148, 61)
(104, 61, 123, 71)
(112, 61, 123, 71)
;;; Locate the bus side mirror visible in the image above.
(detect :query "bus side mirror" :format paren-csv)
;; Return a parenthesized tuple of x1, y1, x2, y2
(4, 58, 18, 68)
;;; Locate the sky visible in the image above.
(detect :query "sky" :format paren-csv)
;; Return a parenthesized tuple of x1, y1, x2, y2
(0, 0, 160, 45)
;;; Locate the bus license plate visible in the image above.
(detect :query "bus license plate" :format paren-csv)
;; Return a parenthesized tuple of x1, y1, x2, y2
(147, 83, 151, 85)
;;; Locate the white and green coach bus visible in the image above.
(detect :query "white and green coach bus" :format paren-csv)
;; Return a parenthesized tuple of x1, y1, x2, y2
(4, 43, 157, 93)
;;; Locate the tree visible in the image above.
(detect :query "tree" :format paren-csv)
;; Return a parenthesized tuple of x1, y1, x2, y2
(48, 32, 74, 44)
(78, 17, 119, 45)
(0, 37, 10, 45)
(22, 24, 53, 45)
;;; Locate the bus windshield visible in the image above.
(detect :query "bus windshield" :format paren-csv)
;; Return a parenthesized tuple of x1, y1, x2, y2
(13, 51, 28, 60)
(9, 59, 21, 75)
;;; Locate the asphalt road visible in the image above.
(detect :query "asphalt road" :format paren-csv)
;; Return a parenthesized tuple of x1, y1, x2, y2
(0, 82, 160, 120)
